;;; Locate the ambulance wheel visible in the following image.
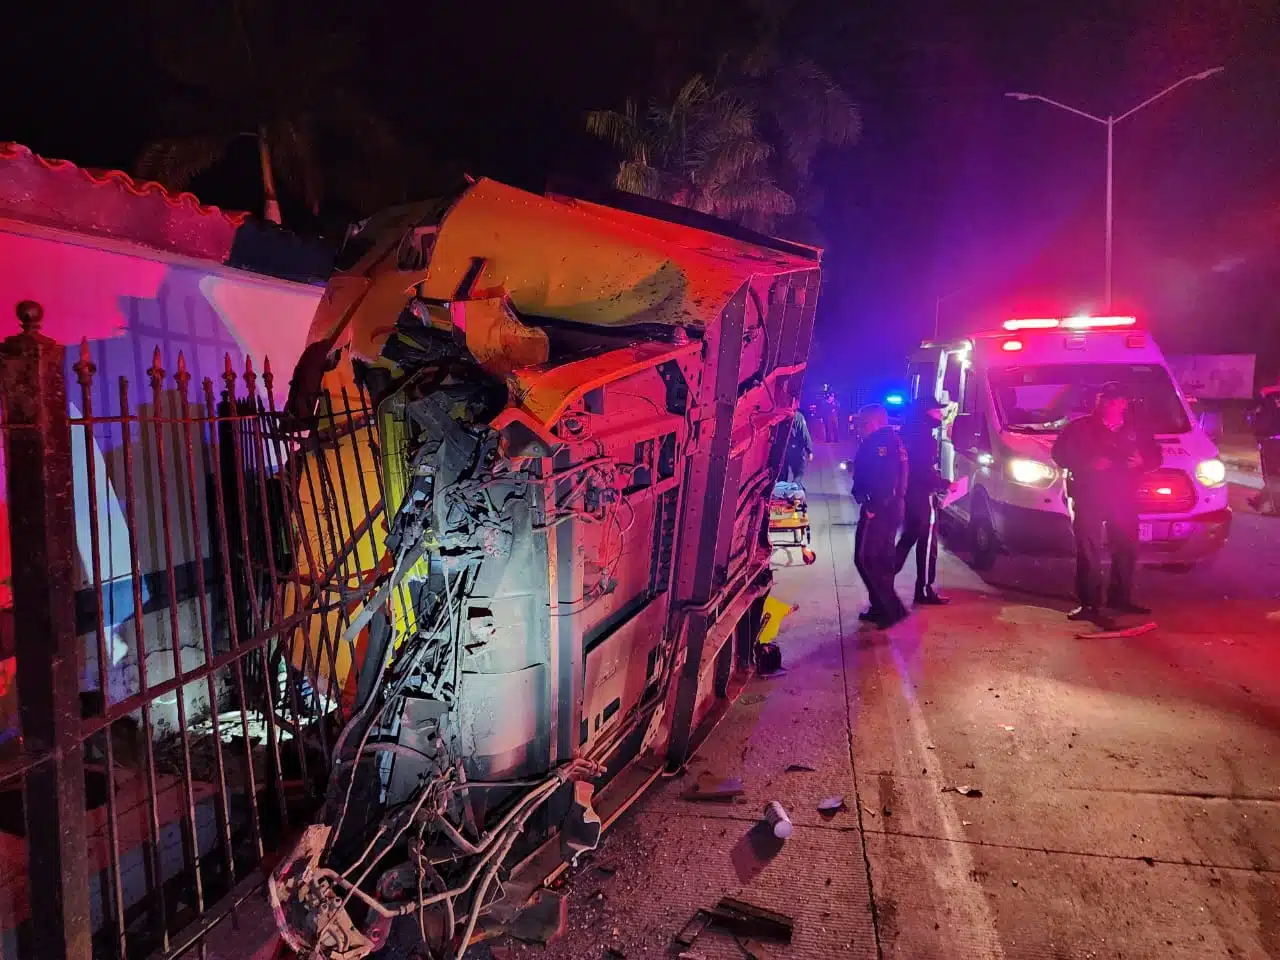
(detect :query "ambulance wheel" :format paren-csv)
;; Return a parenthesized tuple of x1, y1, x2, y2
(968, 497, 999, 571)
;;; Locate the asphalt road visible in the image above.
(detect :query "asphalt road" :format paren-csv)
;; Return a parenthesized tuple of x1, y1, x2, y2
(480, 447, 1280, 960)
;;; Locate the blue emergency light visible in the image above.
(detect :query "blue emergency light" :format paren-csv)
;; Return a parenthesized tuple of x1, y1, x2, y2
(885, 393, 905, 406)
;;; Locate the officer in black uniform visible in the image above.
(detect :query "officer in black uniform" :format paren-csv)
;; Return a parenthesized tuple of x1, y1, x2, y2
(783, 408, 814, 486)
(895, 398, 952, 605)
(852, 404, 909, 627)
(1247, 372, 1280, 515)
(1051, 382, 1161, 627)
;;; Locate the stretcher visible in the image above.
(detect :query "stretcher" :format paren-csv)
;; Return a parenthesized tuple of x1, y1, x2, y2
(769, 480, 816, 565)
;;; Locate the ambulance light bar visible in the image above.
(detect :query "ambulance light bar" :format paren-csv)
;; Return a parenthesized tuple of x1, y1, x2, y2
(1002, 315, 1137, 332)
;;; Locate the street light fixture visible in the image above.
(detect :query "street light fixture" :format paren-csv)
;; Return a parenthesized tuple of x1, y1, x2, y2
(1006, 67, 1224, 307)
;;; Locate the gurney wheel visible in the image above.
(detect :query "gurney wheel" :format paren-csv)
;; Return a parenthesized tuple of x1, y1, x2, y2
(801, 547, 817, 565)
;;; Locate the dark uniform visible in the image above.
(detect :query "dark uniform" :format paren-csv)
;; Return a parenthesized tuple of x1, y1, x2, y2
(1051, 385, 1161, 621)
(784, 409, 814, 486)
(1247, 384, 1280, 514)
(852, 424, 909, 626)
(895, 403, 951, 603)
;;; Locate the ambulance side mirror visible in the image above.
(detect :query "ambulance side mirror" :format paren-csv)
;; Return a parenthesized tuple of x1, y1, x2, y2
(951, 413, 979, 451)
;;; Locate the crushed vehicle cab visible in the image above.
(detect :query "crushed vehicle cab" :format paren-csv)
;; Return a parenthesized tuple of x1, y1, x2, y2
(909, 315, 1231, 571)
(267, 179, 820, 958)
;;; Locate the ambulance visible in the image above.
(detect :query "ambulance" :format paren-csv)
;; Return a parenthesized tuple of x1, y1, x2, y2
(908, 315, 1231, 571)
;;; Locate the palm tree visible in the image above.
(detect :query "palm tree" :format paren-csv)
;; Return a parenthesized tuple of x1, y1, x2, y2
(133, 0, 401, 224)
(588, 52, 858, 235)
(587, 75, 796, 232)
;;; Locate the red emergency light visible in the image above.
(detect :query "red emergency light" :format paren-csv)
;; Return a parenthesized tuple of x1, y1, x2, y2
(1003, 315, 1138, 332)
(1002, 318, 1060, 331)
(1061, 315, 1137, 329)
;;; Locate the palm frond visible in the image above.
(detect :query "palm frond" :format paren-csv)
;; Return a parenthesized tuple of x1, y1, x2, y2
(614, 160, 663, 199)
(586, 103, 646, 157)
(133, 136, 232, 190)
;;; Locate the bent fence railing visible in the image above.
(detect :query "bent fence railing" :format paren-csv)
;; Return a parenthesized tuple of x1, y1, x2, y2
(0, 300, 381, 959)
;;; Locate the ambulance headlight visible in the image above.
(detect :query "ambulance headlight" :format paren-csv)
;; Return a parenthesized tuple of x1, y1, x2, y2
(1195, 458, 1226, 488)
(1005, 457, 1057, 488)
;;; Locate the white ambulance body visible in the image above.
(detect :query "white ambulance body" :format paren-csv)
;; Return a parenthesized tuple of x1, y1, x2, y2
(909, 315, 1231, 570)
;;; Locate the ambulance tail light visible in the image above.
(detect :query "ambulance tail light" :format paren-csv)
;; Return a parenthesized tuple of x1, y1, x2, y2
(1195, 458, 1227, 488)
(1001, 339, 1024, 352)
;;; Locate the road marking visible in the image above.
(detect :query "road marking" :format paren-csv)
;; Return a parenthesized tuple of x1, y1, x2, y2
(823, 456, 1005, 960)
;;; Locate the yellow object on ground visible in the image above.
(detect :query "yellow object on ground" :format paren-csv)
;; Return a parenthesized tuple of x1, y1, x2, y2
(758, 595, 794, 647)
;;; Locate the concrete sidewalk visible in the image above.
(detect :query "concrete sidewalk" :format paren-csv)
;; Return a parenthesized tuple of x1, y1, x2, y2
(487, 482, 880, 959)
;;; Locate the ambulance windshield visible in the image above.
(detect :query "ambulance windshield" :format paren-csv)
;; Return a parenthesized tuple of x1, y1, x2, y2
(990, 363, 1191, 435)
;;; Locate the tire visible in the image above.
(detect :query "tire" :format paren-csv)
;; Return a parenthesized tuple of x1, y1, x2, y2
(968, 494, 1000, 571)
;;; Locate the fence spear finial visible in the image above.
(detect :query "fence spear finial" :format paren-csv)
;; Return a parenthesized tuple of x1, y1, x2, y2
(222, 353, 237, 398)
(243, 354, 258, 395)
(262, 355, 274, 395)
(148, 346, 165, 391)
(73, 338, 96, 388)
(175, 350, 191, 391)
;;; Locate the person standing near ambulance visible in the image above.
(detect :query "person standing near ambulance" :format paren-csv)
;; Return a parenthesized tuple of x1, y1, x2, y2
(1247, 372, 1280, 515)
(1051, 382, 1161, 627)
(895, 398, 952, 605)
(852, 404, 909, 627)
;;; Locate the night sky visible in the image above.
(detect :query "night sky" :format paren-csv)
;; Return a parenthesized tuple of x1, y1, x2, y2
(4, 0, 1279, 386)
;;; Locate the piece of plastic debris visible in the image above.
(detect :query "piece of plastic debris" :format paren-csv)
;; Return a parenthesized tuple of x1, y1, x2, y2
(682, 776, 745, 803)
(1001, 725, 1015, 732)
(763, 800, 794, 839)
(784, 763, 817, 773)
(818, 796, 845, 813)
(509, 889, 568, 945)
(942, 785, 983, 797)
(707, 897, 794, 944)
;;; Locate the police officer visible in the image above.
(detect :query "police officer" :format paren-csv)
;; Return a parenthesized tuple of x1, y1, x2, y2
(1247, 372, 1280, 515)
(783, 407, 814, 486)
(1051, 382, 1161, 627)
(852, 404, 909, 627)
(895, 398, 952, 605)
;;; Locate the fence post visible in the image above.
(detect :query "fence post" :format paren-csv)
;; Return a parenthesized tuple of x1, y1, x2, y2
(0, 301, 92, 957)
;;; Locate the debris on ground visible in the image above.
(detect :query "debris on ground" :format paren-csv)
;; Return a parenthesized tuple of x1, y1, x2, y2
(509, 889, 569, 945)
(674, 898, 795, 954)
(763, 800, 794, 838)
(740, 693, 769, 706)
(942, 785, 984, 797)
(784, 762, 817, 773)
(818, 795, 845, 814)
(737, 936, 776, 959)
(708, 898, 795, 944)
(682, 775, 746, 803)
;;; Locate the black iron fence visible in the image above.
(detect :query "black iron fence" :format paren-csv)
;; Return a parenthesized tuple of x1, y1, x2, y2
(0, 301, 380, 958)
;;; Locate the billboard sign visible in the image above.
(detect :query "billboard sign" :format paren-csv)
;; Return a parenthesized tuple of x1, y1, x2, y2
(1166, 354, 1256, 400)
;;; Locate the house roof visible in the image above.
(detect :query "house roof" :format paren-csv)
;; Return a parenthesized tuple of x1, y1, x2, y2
(0, 143, 335, 283)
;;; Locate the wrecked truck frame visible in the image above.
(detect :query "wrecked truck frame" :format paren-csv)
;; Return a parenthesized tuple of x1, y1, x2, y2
(267, 179, 820, 958)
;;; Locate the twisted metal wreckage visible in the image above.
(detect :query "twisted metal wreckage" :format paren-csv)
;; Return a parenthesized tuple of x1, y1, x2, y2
(266, 179, 821, 958)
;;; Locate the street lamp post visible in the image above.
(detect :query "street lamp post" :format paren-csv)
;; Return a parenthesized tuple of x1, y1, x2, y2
(1006, 67, 1223, 307)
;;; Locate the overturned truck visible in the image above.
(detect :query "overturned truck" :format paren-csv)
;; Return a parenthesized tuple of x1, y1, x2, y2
(268, 179, 820, 958)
